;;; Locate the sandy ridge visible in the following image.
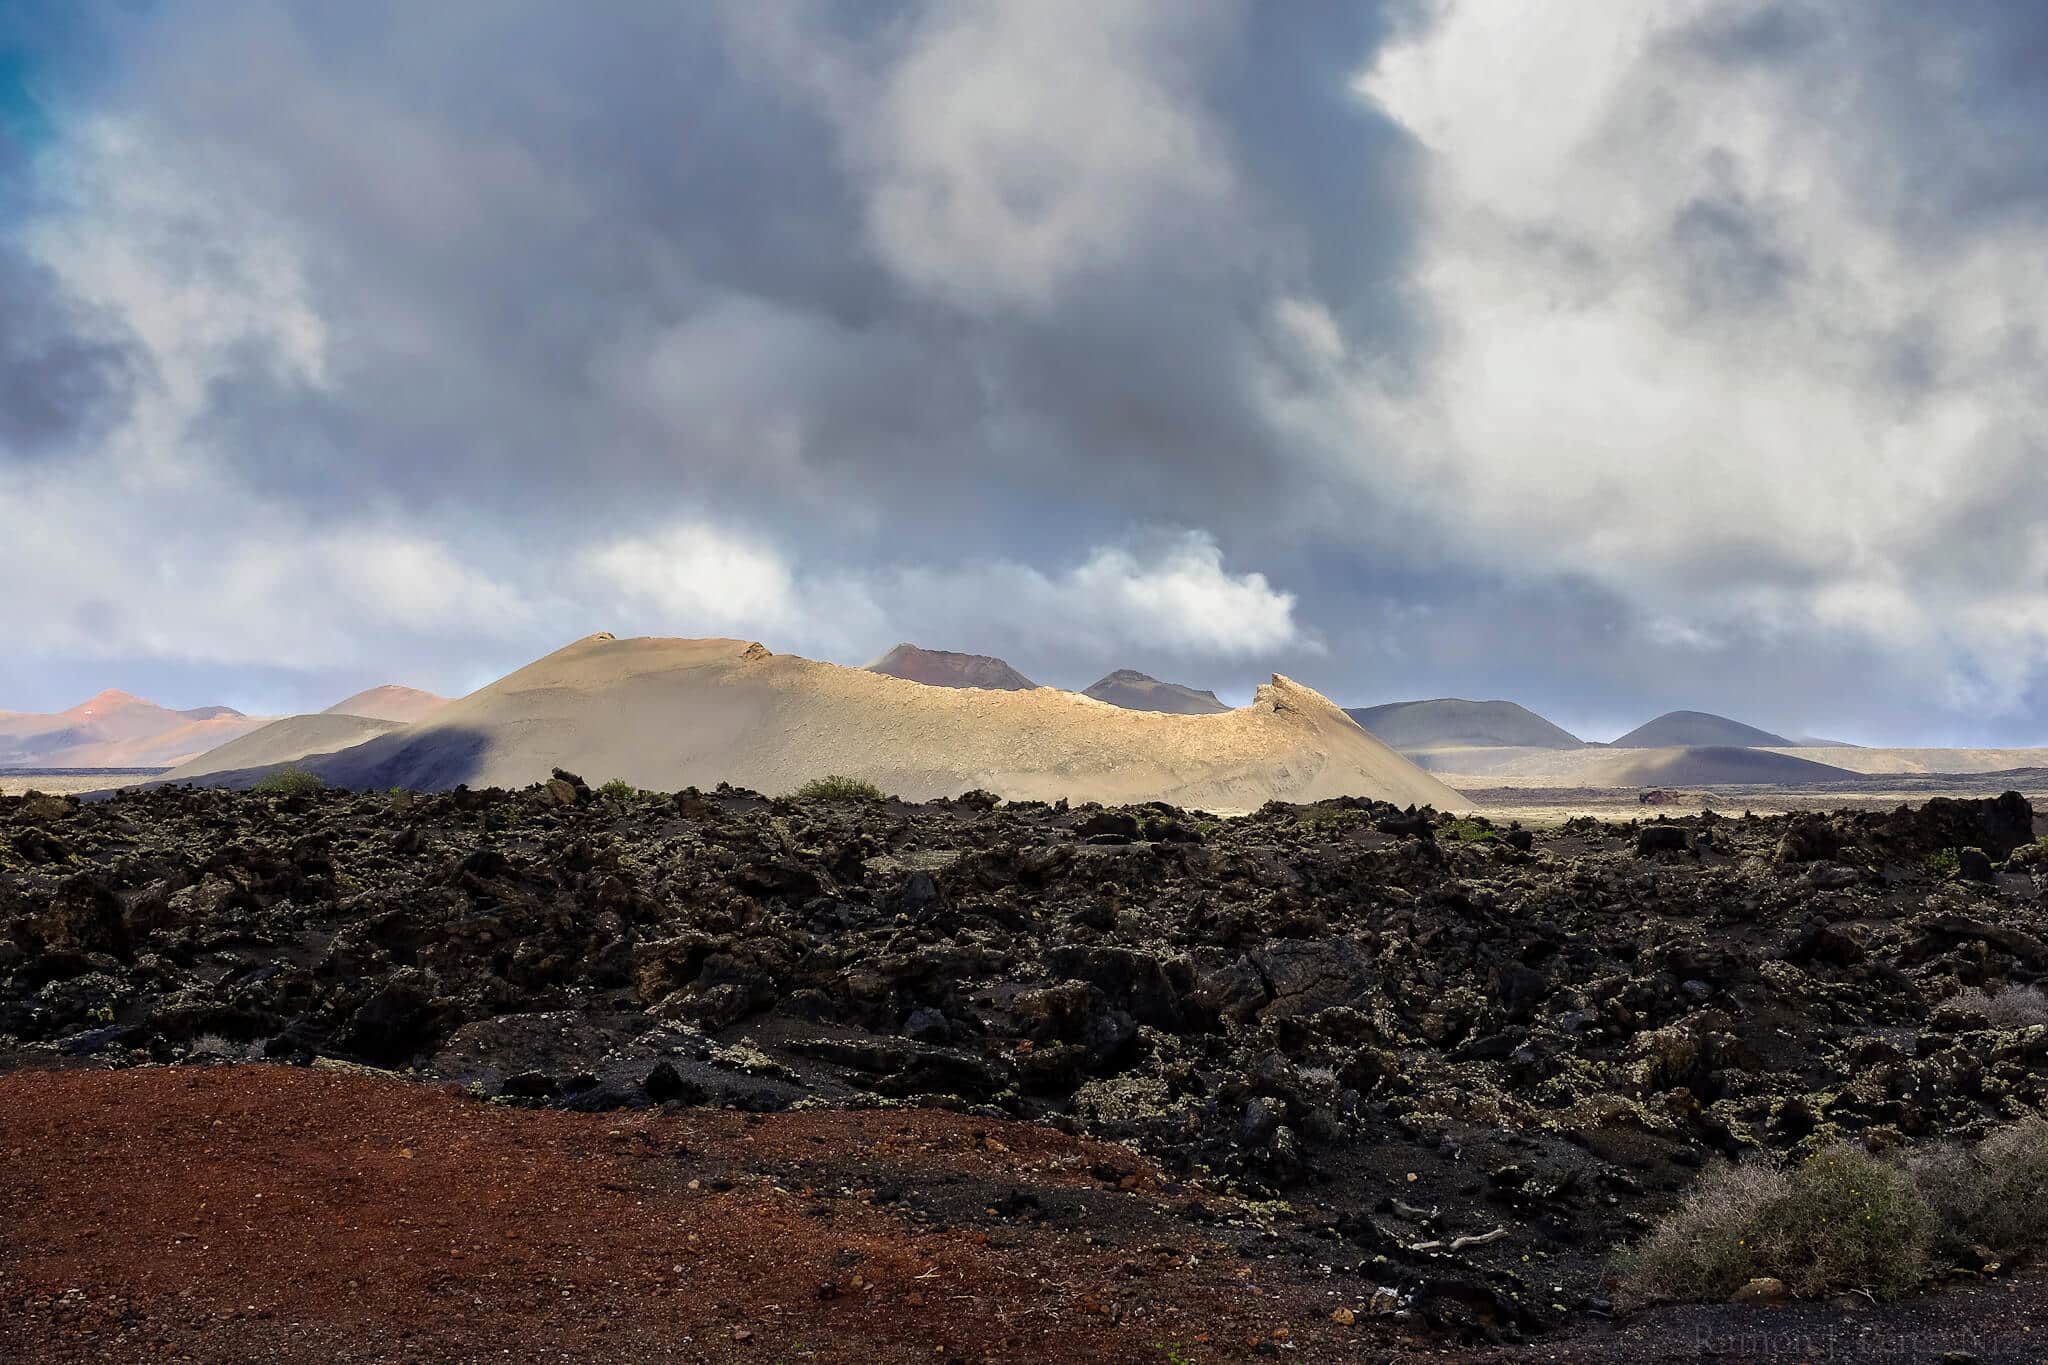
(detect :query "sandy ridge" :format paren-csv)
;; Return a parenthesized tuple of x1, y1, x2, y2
(274, 634, 1465, 809)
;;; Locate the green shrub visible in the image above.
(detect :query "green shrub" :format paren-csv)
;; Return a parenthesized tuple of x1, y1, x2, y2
(1620, 1158, 1788, 1304)
(792, 775, 885, 802)
(1442, 816, 1501, 844)
(1756, 1144, 1931, 1300)
(597, 778, 641, 803)
(1924, 847, 1961, 880)
(1910, 1117, 2048, 1263)
(1622, 1144, 1932, 1304)
(251, 766, 323, 797)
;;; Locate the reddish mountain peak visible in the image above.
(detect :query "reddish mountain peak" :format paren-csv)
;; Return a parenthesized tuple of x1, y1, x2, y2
(321, 685, 450, 724)
(865, 644, 1037, 691)
(62, 689, 166, 718)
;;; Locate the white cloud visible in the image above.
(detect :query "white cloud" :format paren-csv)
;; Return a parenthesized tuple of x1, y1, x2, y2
(581, 522, 805, 637)
(1056, 534, 1310, 656)
(1345, 0, 2048, 713)
(0, 462, 531, 671)
(322, 534, 531, 633)
(27, 118, 330, 425)
(1642, 616, 1726, 652)
(857, 0, 1237, 310)
(579, 523, 1307, 668)
(867, 530, 1312, 666)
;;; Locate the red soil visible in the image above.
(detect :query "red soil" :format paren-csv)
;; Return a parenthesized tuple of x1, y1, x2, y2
(14, 1067, 2037, 1363)
(0, 1066, 1377, 1364)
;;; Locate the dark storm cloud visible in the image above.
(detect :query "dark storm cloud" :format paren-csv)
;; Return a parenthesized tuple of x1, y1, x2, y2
(0, 125, 137, 460)
(85, 0, 1424, 564)
(1675, 0, 2048, 238)
(1669, 193, 1800, 311)
(0, 248, 135, 458)
(1678, 1, 1829, 66)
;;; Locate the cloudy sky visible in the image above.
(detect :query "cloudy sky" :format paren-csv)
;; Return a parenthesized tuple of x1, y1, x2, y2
(3, 1, 2046, 744)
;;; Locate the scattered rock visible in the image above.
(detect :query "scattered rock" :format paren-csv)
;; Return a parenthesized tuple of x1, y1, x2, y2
(1635, 824, 1689, 856)
(1957, 847, 1996, 884)
(1730, 1276, 1790, 1304)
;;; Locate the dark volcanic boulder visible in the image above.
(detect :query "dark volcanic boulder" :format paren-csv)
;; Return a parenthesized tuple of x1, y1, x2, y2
(1193, 937, 1378, 1026)
(1043, 945, 1193, 1030)
(1635, 824, 1689, 856)
(786, 1035, 1008, 1099)
(32, 875, 129, 959)
(1957, 847, 1996, 884)
(1873, 791, 2035, 861)
(731, 857, 822, 899)
(1257, 937, 1378, 1020)
(1192, 953, 1271, 1026)
(1073, 810, 1141, 843)
(1773, 815, 1840, 865)
(1787, 918, 1867, 967)
(336, 968, 441, 1065)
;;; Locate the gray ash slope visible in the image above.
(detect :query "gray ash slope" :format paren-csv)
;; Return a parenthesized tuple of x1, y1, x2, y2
(1609, 710, 1792, 748)
(2, 780, 2046, 1340)
(1348, 699, 1584, 751)
(1603, 744, 1860, 786)
(161, 713, 404, 781)
(865, 643, 1037, 690)
(1082, 669, 1230, 715)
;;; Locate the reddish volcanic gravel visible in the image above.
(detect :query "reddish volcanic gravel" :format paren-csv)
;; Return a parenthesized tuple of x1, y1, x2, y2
(7, 1065, 2048, 1363)
(0, 1065, 1384, 1364)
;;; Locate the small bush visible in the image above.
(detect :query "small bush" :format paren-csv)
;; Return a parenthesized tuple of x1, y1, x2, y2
(1911, 1117, 2048, 1262)
(1297, 805, 1365, 830)
(1756, 1144, 1931, 1300)
(1443, 816, 1501, 844)
(1620, 1158, 1789, 1304)
(1948, 984, 2048, 1029)
(1924, 847, 1961, 880)
(1622, 1144, 1931, 1304)
(189, 1033, 261, 1062)
(251, 766, 323, 797)
(792, 775, 885, 802)
(597, 778, 641, 803)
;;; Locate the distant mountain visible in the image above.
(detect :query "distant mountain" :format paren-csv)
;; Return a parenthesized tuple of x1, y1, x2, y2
(866, 644, 1037, 691)
(1609, 710, 1790, 749)
(1469, 744, 1862, 787)
(165, 714, 406, 781)
(1591, 745, 1857, 786)
(323, 685, 449, 724)
(1083, 670, 1228, 715)
(176, 634, 1464, 808)
(54, 690, 233, 742)
(1346, 698, 1583, 751)
(0, 689, 267, 768)
(151, 685, 443, 777)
